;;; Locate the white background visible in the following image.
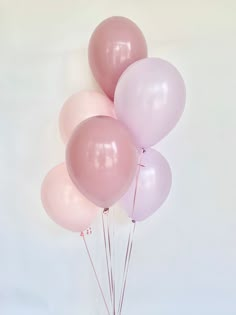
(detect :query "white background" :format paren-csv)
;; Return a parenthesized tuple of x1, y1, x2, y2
(0, 0, 236, 314)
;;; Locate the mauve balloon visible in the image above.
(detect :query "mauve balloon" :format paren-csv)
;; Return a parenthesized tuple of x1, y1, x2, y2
(66, 116, 138, 208)
(41, 163, 99, 232)
(88, 16, 147, 100)
(120, 149, 172, 221)
(114, 58, 186, 148)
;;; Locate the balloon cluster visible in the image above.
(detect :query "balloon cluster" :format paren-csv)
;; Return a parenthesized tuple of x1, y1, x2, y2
(41, 16, 186, 231)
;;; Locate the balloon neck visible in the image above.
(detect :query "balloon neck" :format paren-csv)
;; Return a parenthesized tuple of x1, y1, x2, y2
(103, 208, 109, 214)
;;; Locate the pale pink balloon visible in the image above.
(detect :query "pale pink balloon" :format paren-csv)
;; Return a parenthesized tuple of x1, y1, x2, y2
(59, 90, 115, 143)
(41, 163, 99, 232)
(66, 116, 138, 208)
(89, 16, 147, 99)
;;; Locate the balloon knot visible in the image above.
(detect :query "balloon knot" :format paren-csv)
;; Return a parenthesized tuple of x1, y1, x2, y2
(103, 208, 109, 214)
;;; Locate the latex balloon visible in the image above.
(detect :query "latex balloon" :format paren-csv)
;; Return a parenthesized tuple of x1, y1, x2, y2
(120, 149, 172, 221)
(41, 163, 99, 232)
(66, 116, 138, 208)
(114, 58, 186, 148)
(59, 90, 115, 143)
(89, 16, 147, 99)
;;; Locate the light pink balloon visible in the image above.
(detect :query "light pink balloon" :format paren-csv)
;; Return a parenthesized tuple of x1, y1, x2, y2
(41, 163, 99, 232)
(66, 116, 138, 208)
(114, 58, 186, 148)
(89, 16, 147, 100)
(120, 149, 172, 221)
(59, 90, 115, 143)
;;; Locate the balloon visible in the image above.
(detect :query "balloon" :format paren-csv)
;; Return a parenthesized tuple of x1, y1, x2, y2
(41, 163, 99, 232)
(66, 116, 138, 208)
(59, 90, 115, 143)
(114, 58, 186, 148)
(88, 16, 147, 100)
(120, 149, 172, 221)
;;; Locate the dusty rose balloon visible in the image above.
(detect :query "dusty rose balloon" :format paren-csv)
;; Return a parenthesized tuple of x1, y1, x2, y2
(114, 58, 186, 148)
(88, 16, 147, 99)
(120, 149, 172, 221)
(41, 163, 99, 232)
(59, 90, 115, 143)
(66, 116, 138, 208)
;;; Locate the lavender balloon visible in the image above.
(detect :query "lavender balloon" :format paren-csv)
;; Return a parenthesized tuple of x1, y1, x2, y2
(114, 58, 186, 148)
(120, 149, 172, 221)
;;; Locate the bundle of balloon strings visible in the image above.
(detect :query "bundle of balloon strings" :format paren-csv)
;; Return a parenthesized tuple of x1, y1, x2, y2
(41, 16, 186, 314)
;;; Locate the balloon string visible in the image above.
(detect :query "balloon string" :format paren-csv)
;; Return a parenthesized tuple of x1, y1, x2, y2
(112, 211, 116, 315)
(118, 222, 136, 315)
(82, 235, 110, 315)
(117, 222, 132, 314)
(131, 150, 144, 218)
(118, 150, 143, 315)
(107, 211, 116, 314)
(102, 209, 113, 305)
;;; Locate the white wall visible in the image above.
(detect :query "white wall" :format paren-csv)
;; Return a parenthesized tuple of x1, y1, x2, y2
(0, 1, 236, 314)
